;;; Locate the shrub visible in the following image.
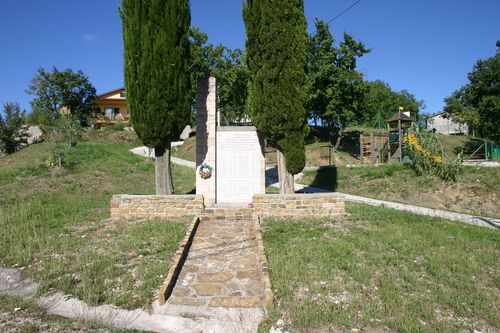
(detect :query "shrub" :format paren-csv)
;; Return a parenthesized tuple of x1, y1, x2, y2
(112, 123, 125, 131)
(0, 102, 29, 154)
(44, 116, 80, 169)
(28, 108, 53, 126)
(405, 130, 462, 181)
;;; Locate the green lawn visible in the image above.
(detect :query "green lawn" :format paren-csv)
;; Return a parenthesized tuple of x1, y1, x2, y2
(261, 202, 500, 333)
(0, 129, 195, 309)
(171, 136, 196, 162)
(300, 163, 500, 218)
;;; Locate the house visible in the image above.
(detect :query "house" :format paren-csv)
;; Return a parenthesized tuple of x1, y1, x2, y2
(95, 87, 128, 126)
(427, 112, 468, 135)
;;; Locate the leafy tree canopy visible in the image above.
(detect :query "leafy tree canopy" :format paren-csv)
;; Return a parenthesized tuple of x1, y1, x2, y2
(189, 27, 248, 125)
(121, 0, 191, 149)
(445, 45, 499, 141)
(365, 80, 425, 128)
(26, 66, 97, 124)
(308, 19, 370, 143)
(244, 0, 309, 175)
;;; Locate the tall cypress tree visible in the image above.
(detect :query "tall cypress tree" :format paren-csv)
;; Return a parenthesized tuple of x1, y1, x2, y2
(121, 0, 191, 194)
(243, 0, 309, 193)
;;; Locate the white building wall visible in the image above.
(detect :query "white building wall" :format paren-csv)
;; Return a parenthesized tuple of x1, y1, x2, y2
(428, 114, 468, 134)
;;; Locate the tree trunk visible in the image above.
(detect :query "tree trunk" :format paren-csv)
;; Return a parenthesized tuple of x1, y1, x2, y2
(155, 140, 174, 195)
(277, 150, 294, 194)
(334, 127, 343, 149)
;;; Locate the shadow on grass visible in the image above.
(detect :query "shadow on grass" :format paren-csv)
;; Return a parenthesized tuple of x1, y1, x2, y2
(339, 130, 362, 159)
(306, 127, 362, 161)
(309, 166, 338, 192)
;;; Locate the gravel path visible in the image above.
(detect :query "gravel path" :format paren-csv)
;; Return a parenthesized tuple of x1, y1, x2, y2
(130, 145, 196, 169)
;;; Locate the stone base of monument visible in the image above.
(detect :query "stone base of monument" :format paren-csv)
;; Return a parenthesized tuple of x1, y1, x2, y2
(253, 193, 348, 219)
(110, 193, 347, 220)
(110, 194, 204, 219)
(109, 192, 346, 317)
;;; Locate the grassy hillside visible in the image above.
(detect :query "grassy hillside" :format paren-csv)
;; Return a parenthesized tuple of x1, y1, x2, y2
(261, 203, 500, 333)
(172, 136, 196, 161)
(300, 163, 500, 218)
(0, 129, 195, 309)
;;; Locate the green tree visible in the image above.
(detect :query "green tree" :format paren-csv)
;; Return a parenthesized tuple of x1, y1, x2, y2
(189, 28, 248, 125)
(396, 89, 425, 121)
(308, 19, 370, 147)
(188, 27, 210, 125)
(365, 80, 424, 127)
(445, 51, 500, 141)
(0, 102, 28, 154)
(26, 66, 97, 124)
(444, 86, 478, 136)
(244, 0, 309, 193)
(121, 0, 191, 194)
(209, 46, 248, 125)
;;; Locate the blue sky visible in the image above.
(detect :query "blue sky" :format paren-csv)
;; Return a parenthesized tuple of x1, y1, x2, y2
(0, 0, 499, 116)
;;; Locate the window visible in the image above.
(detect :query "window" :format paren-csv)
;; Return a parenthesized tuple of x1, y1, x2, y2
(105, 108, 120, 120)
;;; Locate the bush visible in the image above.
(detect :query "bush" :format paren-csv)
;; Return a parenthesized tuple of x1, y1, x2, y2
(112, 123, 125, 131)
(0, 102, 29, 154)
(44, 116, 80, 169)
(405, 130, 462, 182)
(28, 108, 53, 126)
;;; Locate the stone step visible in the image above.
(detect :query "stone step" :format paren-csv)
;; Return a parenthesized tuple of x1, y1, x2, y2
(201, 208, 254, 222)
(201, 216, 254, 223)
(203, 207, 254, 214)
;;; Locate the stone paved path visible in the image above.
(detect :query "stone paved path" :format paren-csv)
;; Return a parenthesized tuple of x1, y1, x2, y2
(155, 208, 265, 331)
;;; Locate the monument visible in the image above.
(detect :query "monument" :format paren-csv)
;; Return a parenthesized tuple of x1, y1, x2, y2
(196, 73, 265, 207)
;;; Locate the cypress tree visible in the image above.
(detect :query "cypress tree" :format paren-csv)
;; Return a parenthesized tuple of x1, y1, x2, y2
(243, 0, 309, 193)
(121, 0, 191, 194)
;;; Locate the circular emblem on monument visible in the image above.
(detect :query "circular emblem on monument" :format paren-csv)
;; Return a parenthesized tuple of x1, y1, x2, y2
(199, 163, 213, 179)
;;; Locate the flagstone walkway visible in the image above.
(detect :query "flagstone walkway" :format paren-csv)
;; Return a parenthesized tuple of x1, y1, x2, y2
(156, 208, 266, 331)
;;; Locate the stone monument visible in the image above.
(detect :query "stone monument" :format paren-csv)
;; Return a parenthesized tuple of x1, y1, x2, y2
(196, 74, 265, 207)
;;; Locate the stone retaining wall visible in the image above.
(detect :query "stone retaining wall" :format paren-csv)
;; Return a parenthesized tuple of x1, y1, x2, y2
(110, 195, 204, 219)
(252, 193, 346, 219)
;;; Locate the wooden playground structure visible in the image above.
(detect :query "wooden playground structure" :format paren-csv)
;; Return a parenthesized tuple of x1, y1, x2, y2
(360, 111, 414, 164)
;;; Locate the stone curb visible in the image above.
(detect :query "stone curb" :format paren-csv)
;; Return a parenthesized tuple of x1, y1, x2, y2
(341, 193, 500, 229)
(253, 213, 274, 311)
(158, 216, 201, 305)
(267, 177, 499, 229)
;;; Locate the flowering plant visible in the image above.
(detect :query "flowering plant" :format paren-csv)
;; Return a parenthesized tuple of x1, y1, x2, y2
(199, 163, 213, 179)
(404, 131, 462, 182)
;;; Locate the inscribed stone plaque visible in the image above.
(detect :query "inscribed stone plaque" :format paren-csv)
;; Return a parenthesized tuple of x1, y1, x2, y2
(216, 127, 265, 203)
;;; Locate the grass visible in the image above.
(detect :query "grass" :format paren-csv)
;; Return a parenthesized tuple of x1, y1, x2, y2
(171, 136, 196, 162)
(0, 129, 195, 310)
(261, 202, 500, 333)
(300, 163, 500, 218)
